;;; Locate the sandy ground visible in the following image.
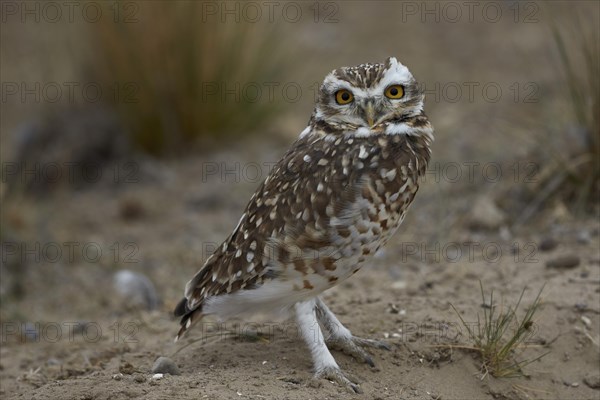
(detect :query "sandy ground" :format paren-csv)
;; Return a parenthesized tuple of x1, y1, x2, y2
(1, 2, 599, 399)
(1, 145, 599, 399)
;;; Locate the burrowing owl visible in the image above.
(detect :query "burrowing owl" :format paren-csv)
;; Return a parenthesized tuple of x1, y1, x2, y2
(174, 57, 433, 392)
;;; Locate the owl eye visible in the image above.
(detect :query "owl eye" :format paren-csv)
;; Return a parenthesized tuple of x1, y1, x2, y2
(335, 89, 354, 105)
(384, 85, 404, 99)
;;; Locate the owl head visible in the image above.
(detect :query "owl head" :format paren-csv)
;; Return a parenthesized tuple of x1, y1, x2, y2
(312, 57, 425, 135)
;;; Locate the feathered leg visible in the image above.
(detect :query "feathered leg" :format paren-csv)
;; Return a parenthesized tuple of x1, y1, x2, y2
(295, 299, 361, 393)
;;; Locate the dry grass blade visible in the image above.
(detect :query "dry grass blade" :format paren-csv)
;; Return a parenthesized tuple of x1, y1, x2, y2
(450, 282, 547, 378)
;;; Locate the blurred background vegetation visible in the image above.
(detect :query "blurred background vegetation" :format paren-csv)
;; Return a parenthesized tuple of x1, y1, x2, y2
(89, 3, 291, 155)
(3, 1, 598, 164)
(0, 0, 598, 314)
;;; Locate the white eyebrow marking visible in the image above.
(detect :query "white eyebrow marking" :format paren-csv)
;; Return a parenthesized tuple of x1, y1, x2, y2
(376, 58, 413, 93)
(322, 75, 368, 98)
(322, 58, 414, 100)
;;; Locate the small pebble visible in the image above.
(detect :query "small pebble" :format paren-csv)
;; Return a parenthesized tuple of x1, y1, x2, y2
(114, 270, 160, 311)
(119, 361, 136, 375)
(577, 231, 591, 244)
(151, 373, 163, 380)
(119, 197, 145, 221)
(499, 226, 511, 241)
(112, 373, 123, 381)
(581, 316, 592, 328)
(584, 373, 600, 389)
(468, 195, 506, 230)
(151, 356, 180, 376)
(546, 255, 580, 269)
(539, 237, 558, 252)
(391, 280, 407, 290)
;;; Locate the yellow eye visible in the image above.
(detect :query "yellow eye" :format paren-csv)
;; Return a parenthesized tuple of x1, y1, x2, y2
(385, 85, 404, 99)
(335, 89, 354, 105)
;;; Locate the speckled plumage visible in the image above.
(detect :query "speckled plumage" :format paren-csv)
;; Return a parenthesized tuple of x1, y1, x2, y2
(174, 57, 433, 392)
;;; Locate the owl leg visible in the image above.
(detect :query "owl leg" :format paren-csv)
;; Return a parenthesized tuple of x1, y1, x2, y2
(294, 299, 361, 393)
(315, 297, 391, 367)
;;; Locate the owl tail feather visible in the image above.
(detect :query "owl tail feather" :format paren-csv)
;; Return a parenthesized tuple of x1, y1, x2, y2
(173, 297, 203, 342)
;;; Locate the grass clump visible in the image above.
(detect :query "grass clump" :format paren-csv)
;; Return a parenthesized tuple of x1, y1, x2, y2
(514, 12, 599, 222)
(88, 3, 291, 155)
(546, 19, 599, 212)
(451, 282, 547, 379)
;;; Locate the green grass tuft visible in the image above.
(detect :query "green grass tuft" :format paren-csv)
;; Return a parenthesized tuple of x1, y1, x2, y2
(451, 282, 547, 379)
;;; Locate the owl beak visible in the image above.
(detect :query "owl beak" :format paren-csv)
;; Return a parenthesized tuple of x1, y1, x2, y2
(365, 102, 376, 127)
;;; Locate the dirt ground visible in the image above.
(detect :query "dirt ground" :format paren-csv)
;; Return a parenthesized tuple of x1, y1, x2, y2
(1, 1, 599, 399)
(1, 142, 599, 399)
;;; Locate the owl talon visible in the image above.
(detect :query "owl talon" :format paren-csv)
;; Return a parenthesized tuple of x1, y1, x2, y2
(353, 337, 392, 351)
(313, 366, 362, 394)
(327, 336, 387, 367)
(316, 298, 390, 367)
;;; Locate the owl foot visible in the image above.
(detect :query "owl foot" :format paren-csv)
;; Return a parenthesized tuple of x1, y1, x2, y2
(315, 297, 390, 366)
(327, 335, 390, 367)
(296, 300, 362, 394)
(312, 365, 362, 394)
